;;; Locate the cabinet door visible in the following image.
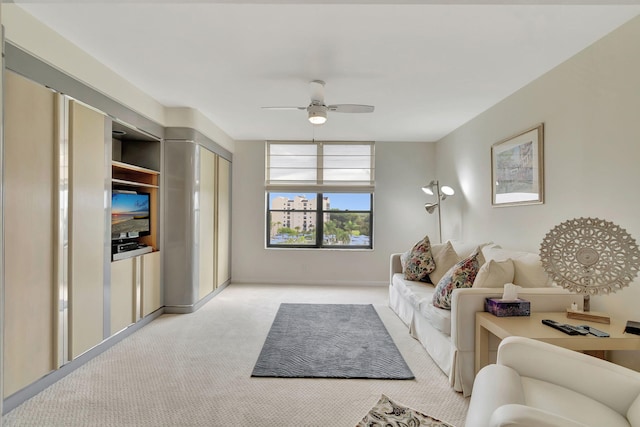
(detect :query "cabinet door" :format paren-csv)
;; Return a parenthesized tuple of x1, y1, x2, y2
(142, 251, 162, 316)
(3, 71, 56, 397)
(69, 100, 106, 358)
(110, 258, 135, 335)
(216, 156, 231, 288)
(198, 148, 216, 300)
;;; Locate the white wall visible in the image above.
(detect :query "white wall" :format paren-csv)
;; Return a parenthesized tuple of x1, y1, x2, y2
(436, 16, 640, 369)
(231, 140, 437, 286)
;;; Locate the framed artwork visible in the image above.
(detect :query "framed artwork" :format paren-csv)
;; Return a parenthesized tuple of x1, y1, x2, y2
(491, 123, 544, 207)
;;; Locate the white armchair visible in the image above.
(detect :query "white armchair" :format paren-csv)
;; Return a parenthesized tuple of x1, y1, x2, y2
(465, 336, 640, 427)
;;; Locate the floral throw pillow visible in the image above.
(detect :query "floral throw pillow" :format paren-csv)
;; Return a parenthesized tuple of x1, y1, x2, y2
(432, 250, 481, 309)
(403, 235, 436, 281)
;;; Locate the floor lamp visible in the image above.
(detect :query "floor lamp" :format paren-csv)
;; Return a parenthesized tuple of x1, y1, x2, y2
(422, 180, 455, 243)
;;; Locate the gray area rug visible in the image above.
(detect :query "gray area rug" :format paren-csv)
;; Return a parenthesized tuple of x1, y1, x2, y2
(251, 303, 414, 379)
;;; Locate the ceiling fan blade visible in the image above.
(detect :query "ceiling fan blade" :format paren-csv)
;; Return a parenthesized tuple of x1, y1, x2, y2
(309, 80, 325, 103)
(261, 106, 307, 110)
(328, 104, 375, 113)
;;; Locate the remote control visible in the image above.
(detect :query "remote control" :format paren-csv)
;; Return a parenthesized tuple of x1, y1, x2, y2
(577, 325, 610, 338)
(572, 325, 590, 335)
(541, 319, 580, 335)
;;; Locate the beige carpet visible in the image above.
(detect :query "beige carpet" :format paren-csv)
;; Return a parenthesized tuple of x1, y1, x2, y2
(3, 284, 469, 426)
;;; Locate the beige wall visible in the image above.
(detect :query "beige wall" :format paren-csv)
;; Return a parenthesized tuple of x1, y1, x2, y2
(231, 140, 437, 285)
(436, 16, 640, 369)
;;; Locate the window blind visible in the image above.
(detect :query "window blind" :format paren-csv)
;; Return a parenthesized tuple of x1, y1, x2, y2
(265, 141, 375, 192)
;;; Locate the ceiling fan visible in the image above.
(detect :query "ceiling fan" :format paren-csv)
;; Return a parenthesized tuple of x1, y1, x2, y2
(262, 80, 374, 125)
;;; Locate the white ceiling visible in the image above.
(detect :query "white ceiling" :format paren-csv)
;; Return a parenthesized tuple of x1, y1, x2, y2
(14, 1, 640, 142)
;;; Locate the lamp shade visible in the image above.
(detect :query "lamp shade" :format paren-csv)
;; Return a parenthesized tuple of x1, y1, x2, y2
(424, 203, 438, 214)
(441, 185, 455, 196)
(421, 180, 437, 195)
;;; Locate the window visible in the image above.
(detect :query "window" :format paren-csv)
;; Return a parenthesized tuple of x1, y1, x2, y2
(267, 192, 372, 248)
(266, 141, 374, 249)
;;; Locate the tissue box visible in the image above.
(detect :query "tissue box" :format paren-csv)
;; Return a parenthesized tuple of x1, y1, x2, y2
(485, 298, 530, 317)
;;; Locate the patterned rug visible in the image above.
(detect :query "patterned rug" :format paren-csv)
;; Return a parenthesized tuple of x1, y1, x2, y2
(357, 395, 456, 427)
(251, 303, 414, 379)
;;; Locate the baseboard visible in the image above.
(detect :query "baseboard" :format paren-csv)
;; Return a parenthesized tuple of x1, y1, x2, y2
(164, 281, 230, 314)
(3, 308, 165, 415)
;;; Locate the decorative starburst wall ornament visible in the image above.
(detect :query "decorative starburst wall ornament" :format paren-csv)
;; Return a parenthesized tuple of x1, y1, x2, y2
(540, 218, 640, 312)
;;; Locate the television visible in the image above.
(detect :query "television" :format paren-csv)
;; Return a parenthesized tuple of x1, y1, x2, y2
(111, 191, 151, 240)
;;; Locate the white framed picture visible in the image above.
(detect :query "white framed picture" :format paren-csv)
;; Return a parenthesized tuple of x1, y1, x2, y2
(491, 123, 544, 207)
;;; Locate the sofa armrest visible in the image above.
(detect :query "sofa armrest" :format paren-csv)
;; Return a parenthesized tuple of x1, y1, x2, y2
(489, 404, 589, 427)
(498, 336, 640, 416)
(390, 253, 403, 284)
(450, 287, 583, 353)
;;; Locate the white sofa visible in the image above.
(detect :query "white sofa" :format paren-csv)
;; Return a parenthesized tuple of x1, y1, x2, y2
(466, 336, 640, 427)
(389, 241, 583, 397)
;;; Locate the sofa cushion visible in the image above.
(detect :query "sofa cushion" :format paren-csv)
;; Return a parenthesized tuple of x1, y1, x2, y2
(404, 235, 436, 281)
(417, 299, 452, 336)
(393, 273, 433, 309)
(428, 241, 460, 285)
(482, 244, 551, 288)
(391, 273, 452, 335)
(473, 259, 515, 288)
(433, 250, 481, 309)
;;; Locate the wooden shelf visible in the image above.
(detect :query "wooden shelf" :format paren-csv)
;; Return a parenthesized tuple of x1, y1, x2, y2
(112, 160, 159, 188)
(112, 178, 158, 189)
(112, 160, 159, 175)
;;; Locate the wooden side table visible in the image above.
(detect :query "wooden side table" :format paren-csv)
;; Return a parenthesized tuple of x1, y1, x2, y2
(475, 311, 640, 374)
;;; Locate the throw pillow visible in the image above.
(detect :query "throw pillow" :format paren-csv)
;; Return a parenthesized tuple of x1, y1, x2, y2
(432, 250, 481, 310)
(428, 241, 459, 285)
(403, 235, 436, 281)
(473, 259, 515, 288)
(482, 244, 550, 287)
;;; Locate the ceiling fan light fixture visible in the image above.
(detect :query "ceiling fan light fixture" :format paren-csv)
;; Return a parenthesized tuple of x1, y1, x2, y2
(308, 104, 328, 125)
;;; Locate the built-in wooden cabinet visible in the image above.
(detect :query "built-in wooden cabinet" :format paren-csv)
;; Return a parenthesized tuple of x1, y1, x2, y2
(198, 147, 217, 300)
(109, 124, 162, 330)
(3, 71, 57, 398)
(216, 156, 232, 288)
(3, 50, 231, 412)
(199, 148, 233, 297)
(110, 257, 136, 335)
(69, 100, 107, 360)
(111, 251, 161, 335)
(2, 70, 165, 406)
(141, 251, 162, 317)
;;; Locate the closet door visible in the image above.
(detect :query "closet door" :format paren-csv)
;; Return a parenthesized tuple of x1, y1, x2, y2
(216, 156, 231, 288)
(3, 72, 57, 398)
(69, 100, 106, 358)
(110, 258, 135, 335)
(141, 251, 162, 316)
(198, 147, 216, 300)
